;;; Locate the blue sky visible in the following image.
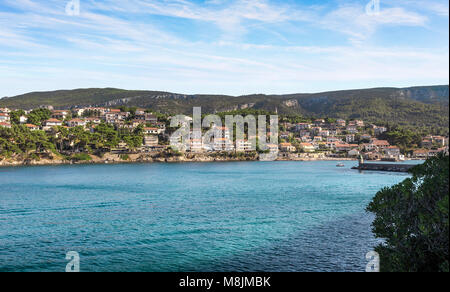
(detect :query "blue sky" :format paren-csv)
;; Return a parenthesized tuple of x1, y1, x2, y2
(0, 0, 448, 97)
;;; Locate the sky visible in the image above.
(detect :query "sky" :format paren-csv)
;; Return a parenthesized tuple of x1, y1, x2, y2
(0, 0, 448, 97)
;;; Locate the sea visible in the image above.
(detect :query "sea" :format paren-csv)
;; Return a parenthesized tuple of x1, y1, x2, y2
(0, 160, 421, 272)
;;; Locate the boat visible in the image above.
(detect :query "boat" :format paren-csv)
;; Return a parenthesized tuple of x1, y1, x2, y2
(336, 162, 345, 167)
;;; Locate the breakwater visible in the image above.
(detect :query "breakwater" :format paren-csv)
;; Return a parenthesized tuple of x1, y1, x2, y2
(352, 162, 416, 172)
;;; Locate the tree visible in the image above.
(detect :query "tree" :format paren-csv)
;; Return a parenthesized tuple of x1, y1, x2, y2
(10, 110, 25, 124)
(367, 154, 449, 272)
(27, 108, 51, 126)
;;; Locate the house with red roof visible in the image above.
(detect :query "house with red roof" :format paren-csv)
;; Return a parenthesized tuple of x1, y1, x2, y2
(0, 113, 10, 122)
(25, 124, 39, 131)
(67, 119, 87, 128)
(44, 119, 63, 127)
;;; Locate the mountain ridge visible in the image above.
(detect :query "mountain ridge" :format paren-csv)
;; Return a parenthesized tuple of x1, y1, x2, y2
(1, 85, 448, 130)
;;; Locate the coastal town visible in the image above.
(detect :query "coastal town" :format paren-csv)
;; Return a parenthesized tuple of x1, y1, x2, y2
(0, 105, 448, 165)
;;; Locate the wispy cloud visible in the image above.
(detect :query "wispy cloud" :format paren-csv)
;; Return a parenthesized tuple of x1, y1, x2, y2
(318, 4, 428, 44)
(0, 0, 448, 97)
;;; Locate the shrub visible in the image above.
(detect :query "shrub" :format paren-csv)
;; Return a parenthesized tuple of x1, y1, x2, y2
(367, 154, 449, 272)
(71, 153, 92, 161)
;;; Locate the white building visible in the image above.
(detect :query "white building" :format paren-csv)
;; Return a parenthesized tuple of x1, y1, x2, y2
(0, 113, 10, 122)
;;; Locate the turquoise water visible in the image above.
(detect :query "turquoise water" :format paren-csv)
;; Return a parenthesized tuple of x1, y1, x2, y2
(0, 161, 415, 272)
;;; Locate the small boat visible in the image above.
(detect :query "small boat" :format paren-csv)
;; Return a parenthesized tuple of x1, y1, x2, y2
(336, 162, 345, 167)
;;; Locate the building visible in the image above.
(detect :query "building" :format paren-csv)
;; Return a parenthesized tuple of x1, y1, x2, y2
(265, 144, 279, 153)
(51, 110, 69, 120)
(335, 143, 354, 152)
(0, 122, 11, 128)
(154, 122, 166, 132)
(430, 136, 447, 147)
(25, 124, 40, 131)
(279, 143, 296, 153)
(214, 126, 231, 140)
(413, 149, 430, 159)
(67, 119, 87, 128)
(384, 146, 401, 157)
(85, 117, 102, 124)
(421, 139, 433, 148)
(105, 111, 129, 124)
(280, 132, 290, 140)
(0, 113, 10, 122)
(143, 135, 159, 147)
(346, 125, 358, 134)
(294, 123, 311, 131)
(348, 148, 360, 157)
(366, 139, 390, 151)
(364, 151, 383, 160)
(213, 137, 234, 151)
(311, 127, 322, 135)
(135, 108, 146, 115)
(74, 108, 86, 117)
(346, 134, 355, 143)
(44, 119, 63, 127)
(336, 119, 346, 127)
(327, 137, 341, 143)
(136, 113, 157, 124)
(374, 127, 387, 136)
(313, 136, 322, 142)
(314, 119, 325, 126)
(143, 127, 159, 135)
(187, 138, 203, 153)
(360, 134, 372, 141)
(236, 140, 254, 152)
(301, 136, 312, 142)
(299, 143, 315, 152)
(39, 105, 54, 110)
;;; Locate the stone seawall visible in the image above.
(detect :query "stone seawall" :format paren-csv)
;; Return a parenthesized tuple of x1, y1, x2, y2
(352, 163, 416, 172)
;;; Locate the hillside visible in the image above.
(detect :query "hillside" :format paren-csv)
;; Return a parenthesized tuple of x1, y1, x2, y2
(1, 85, 448, 130)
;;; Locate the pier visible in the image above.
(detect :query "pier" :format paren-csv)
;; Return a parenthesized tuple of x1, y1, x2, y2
(352, 156, 417, 172)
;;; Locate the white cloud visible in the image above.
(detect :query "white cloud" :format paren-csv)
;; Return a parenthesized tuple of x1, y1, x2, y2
(319, 5, 428, 44)
(0, 0, 447, 97)
(385, 0, 449, 17)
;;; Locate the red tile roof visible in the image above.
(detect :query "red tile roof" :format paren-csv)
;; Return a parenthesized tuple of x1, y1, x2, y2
(46, 118, 61, 123)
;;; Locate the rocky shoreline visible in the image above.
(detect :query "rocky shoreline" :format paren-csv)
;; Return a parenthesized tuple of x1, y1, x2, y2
(0, 153, 357, 167)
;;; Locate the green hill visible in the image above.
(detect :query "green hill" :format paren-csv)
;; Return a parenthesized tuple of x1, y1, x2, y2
(1, 85, 448, 131)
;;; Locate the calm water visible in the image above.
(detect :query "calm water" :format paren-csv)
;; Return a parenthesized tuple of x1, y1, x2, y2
(0, 161, 416, 272)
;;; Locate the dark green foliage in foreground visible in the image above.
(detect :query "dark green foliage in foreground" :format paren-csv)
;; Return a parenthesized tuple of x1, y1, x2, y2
(367, 154, 449, 272)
